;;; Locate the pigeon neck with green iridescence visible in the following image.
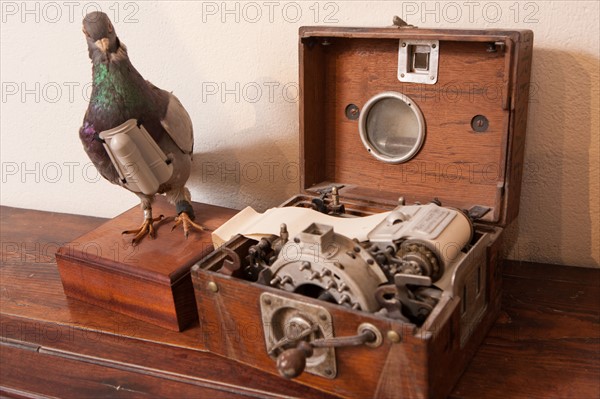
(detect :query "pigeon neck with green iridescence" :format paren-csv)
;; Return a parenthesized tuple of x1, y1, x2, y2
(90, 54, 153, 118)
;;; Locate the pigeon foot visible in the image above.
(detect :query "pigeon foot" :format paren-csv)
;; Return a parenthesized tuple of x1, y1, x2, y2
(122, 215, 165, 246)
(171, 211, 205, 239)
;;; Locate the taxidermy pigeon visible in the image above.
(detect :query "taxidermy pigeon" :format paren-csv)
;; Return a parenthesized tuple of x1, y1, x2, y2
(80, 11, 203, 245)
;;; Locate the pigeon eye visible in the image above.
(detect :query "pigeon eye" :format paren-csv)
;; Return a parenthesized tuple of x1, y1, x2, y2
(82, 27, 90, 37)
(108, 23, 113, 33)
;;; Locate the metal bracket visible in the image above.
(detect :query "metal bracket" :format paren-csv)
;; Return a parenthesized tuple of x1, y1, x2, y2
(398, 40, 440, 84)
(260, 292, 337, 379)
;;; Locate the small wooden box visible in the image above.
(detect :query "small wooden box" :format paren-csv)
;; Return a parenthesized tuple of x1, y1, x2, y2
(192, 26, 533, 398)
(56, 197, 237, 331)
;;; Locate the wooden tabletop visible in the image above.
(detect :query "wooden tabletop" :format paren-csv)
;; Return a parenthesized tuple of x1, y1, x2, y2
(1, 205, 598, 398)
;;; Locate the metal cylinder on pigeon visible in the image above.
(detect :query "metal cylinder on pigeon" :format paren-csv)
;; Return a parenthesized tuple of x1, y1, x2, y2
(99, 119, 173, 195)
(110, 133, 159, 195)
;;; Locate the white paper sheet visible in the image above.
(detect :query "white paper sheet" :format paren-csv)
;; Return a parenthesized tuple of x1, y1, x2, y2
(212, 206, 391, 247)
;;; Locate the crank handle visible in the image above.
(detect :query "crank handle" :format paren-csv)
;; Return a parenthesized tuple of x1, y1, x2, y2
(276, 323, 382, 379)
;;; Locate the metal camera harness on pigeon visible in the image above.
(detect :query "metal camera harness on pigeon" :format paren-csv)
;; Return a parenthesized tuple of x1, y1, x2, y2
(99, 119, 174, 196)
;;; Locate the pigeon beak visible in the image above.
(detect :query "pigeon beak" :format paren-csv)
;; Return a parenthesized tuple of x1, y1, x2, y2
(95, 38, 110, 53)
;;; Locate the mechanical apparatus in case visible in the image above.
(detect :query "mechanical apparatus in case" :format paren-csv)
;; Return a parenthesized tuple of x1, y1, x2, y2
(192, 22, 533, 399)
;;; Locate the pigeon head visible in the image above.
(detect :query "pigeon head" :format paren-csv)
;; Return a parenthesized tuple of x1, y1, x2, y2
(82, 12, 122, 62)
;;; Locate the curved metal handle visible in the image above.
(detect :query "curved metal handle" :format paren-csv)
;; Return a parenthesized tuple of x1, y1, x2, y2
(311, 328, 376, 348)
(275, 324, 381, 379)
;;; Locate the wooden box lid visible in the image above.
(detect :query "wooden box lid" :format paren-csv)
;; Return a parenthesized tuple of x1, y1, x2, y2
(56, 197, 230, 285)
(299, 26, 533, 226)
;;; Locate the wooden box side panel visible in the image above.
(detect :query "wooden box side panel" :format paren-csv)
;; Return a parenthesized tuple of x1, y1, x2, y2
(426, 226, 504, 398)
(56, 254, 190, 331)
(172, 273, 199, 331)
(300, 38, 328, 190)
(193, 270, 433, 399)
(503, 30, 534, 223)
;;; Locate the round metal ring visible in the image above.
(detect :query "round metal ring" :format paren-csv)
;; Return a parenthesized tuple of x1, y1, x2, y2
(358, 323, 383, 348)
(358, 91, 426, 164)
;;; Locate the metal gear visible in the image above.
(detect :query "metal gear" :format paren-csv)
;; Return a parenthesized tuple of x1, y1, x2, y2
(396, 241, 443, 282)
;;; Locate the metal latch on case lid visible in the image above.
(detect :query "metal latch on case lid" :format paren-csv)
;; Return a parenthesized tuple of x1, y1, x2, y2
(398, 39, 440, 84)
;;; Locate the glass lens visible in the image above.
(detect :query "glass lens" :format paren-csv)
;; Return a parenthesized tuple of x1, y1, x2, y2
(366, 98, 420, 158)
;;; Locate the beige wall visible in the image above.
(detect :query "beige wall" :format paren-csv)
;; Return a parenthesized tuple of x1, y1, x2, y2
(1, 1, 598, 267)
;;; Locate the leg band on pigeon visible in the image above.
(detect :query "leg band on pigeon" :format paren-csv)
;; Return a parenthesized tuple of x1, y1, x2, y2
(176, 201, 195, 220)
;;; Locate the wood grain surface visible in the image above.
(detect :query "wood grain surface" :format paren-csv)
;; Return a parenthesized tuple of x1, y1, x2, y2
(1, 206, 337, 399)
(299, 28, 533, 226)
(2, 205, 598, 398)
(54, 197, 238, 331)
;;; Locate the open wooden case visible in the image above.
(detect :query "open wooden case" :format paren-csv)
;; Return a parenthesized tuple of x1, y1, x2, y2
(191, 25, 533, 398)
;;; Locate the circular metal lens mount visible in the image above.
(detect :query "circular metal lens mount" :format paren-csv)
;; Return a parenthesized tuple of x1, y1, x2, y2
(358, 91, 425, 164)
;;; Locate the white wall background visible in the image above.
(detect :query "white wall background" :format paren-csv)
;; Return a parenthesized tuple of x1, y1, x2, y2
(1, 1, 598, 268)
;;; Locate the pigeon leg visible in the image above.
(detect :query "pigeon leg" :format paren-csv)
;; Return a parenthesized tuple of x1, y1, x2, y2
(171, 200, 205, 239)
(122, 207, 164, 245)
(172, 212, 205, 238)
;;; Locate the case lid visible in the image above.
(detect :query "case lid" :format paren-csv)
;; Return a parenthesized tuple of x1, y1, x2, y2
(299, 26, 533, 226)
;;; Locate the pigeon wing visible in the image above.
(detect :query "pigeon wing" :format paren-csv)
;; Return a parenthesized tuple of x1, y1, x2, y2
(160, 92, 194, 154)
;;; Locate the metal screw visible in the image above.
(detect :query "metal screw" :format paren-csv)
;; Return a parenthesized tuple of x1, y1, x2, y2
(207, 282, 219, 293)
(345, 104, 360, 120)
(431, 43, 436, 49)
(471, 115, 489, 132)
(319, 313, 328, 321)
(430, 76, 435, 80)
(401, 42, 406, 47)
(324, 368, 333, 376)
(387, 330, 401, 343)
(263, 297, 272, 305)
(400, 73, 405, 78)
